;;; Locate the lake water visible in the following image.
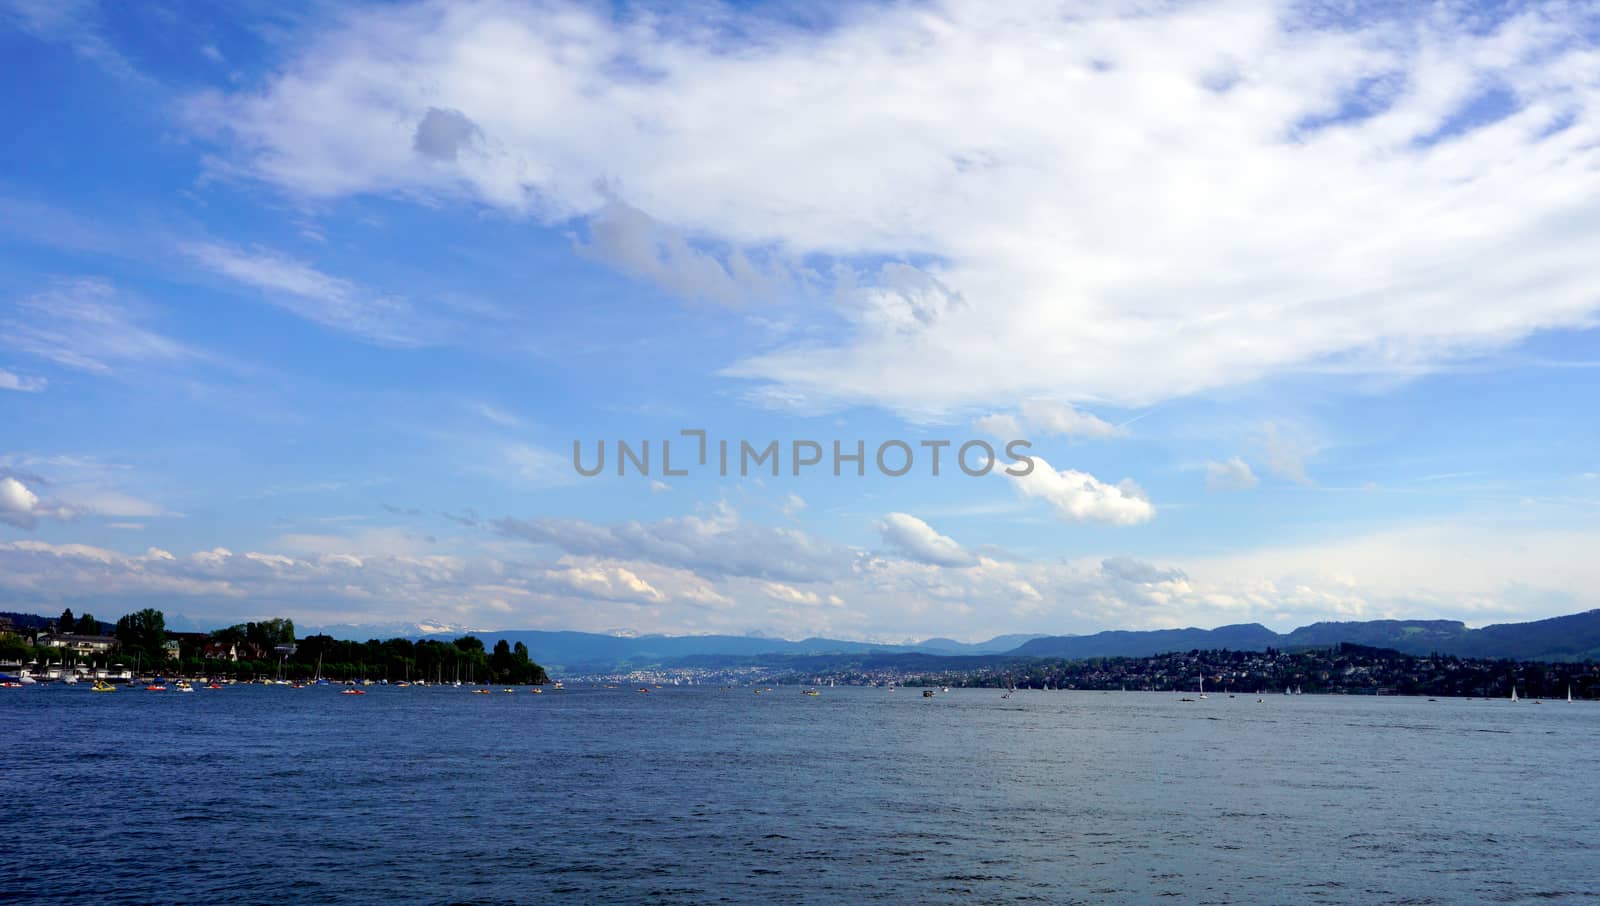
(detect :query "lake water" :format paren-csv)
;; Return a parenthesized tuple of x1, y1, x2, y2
(5, 685, 1598, 904)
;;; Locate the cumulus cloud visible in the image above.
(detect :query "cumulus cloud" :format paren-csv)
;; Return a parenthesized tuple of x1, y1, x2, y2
(412, 106, 481, 162)
(0, 475, 80, 529)
(578, 200, 799, 305)
(1205, 456, 1260, 492)
(186, 0, 1600, 415)
(0, 476, 41, 528)
(876, 512, 978, 568)
(1007, 456, 1156, 525)
(1019, 400, 1123, 439)
(3, 514, 1599, 640)
(972, 413, 1023, 440)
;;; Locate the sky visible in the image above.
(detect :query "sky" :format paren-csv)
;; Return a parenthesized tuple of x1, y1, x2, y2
(1, 0, 1598, 641)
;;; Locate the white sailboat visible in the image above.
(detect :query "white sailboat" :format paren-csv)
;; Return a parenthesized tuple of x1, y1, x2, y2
(1510, 683, 1518, 702)
(1197, 675, 1207, 700)
(1568, 685, 1574, 703)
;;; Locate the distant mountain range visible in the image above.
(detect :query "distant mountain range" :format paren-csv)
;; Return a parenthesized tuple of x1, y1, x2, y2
(12, 608, 1600, 670)
(411, 630, 1034, 672)
(427, 610, 1600, 671)
(1010, 610, 1600, 663)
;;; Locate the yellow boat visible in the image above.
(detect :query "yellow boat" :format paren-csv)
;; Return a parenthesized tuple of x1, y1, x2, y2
(91, 680, 116, 693)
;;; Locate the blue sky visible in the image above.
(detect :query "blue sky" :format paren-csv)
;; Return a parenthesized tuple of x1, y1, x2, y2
(2, 0, 1597, 640)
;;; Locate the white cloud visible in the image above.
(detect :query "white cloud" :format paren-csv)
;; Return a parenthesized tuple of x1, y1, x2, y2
(184, 242, 430, 347)
(1019, 400, 1123, 439)
(1205, 456, 1260, 492)
(3, 513, 1599, 640)
(3, 278, 195, 375)
(502, 443, 575, 488)
(781, 493, 806, 516)
(0, 368, 46, 392)
(0, 475, 79, 529)
(492, 502, 855, 583)
(0, 476, 41, 528)
(188, 0, 1600, 415)
(876, 512, 978, 568)
(972, 413, 1023, 440)
(1007, 455, 1156, 525)
(1260, 422, 1317, 486)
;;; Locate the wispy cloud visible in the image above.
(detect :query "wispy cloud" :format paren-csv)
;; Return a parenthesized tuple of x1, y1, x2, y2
(2, 278, 197, 376)
(1205, 456, 1259, 492)
(183, 242, 433, 347)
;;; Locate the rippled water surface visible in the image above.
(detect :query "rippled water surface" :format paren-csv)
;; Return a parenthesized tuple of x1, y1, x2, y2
(6, 685, 1599, 903)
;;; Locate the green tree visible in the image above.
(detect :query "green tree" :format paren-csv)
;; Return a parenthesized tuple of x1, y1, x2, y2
(490, 639, 513, 681)
(76, 613, 99, 635)
(58, 608, 75, 633)
(115, 609, 168, 665)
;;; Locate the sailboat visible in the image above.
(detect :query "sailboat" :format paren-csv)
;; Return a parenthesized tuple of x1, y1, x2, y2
(1568, 685, 1574, 703)
(1197, 676, 1207, 700)
(1510, 682, 1518, 702)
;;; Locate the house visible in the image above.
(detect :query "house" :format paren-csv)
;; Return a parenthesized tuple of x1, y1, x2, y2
(201, 640, 239, 661)
(34, 634, 121, 657)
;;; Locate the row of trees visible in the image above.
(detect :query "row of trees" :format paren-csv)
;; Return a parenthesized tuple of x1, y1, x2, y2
(55, 608, 104, 635)
(274, 634, 548, 684)
(4, 609, 549, 684)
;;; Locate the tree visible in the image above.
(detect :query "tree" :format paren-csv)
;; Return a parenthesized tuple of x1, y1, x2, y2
(115, 609, 168, 665)
(490, 639, 513, 681)
(58, 608, 75, 633)
(76, 613, 99, 635)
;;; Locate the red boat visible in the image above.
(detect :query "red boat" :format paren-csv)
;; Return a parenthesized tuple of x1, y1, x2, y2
(145, 685, 167, 691)
(341, 688, 366, 695)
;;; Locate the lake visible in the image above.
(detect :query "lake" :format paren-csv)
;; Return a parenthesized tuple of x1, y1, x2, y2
(5, 685, 1598, 903)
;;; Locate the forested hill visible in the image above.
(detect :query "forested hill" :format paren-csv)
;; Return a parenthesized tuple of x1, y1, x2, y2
(1012, 609, 1600, 663)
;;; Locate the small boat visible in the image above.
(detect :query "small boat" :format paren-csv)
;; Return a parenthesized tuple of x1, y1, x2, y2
(922, 689, 935, 698)
(940, 686, 950, 693)
(471, 689, 491, 695)
(530, 687, 543, 694)
(176, 681, 194, 693)
(552, 681, 564, 690)
(92, 680, 116, 693)
(1511, 683, 1519, 702)
(206, 683, 223, 690)
(803, 689, 820, 696)
(1569, 685, 1575, 703)
(501, 688, 515, 694)
(1197, 676, 1207, 700)
(145, 684, 167, 692)
(638, 687, 650, 693)
(342, 688, 367, 696)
